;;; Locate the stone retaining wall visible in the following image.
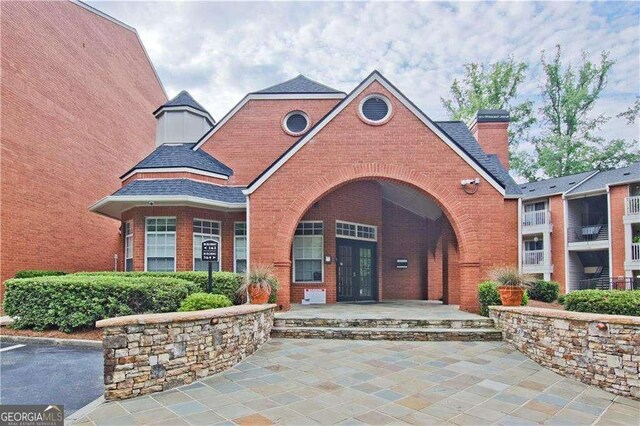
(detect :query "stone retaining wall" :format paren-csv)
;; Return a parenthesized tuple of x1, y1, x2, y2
(490, 306, 639, 399)
(96, 304, 275, 400)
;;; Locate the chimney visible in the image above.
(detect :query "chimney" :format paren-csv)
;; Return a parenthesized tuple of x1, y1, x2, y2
(153, 91, 214, 146)
(469, 109, 510, 170)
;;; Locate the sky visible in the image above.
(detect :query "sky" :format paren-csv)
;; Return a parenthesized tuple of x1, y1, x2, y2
(91, 1, 640, 144)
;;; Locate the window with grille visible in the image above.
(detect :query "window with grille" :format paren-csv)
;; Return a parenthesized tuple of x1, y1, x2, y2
(145, 217, 176, 272)
(336, 221, 377, 241)
(124, 221, 133, 271)
(234, 222, 247, 273)
(293, 222, 323, 282)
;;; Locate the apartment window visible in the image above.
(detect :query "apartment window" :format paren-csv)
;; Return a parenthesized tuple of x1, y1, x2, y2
(524, 201, 546, 212)
(124, 221, 133, 272)
(145, 217, 176, 272)
(293, 222, 323, 282)
(336, 221, 377, 241)
(524, 239, 543, 251)
(234, 222, 247, 273)
(193, 219, 221, 271)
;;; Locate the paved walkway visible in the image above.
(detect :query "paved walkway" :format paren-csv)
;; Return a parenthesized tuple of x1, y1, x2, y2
(277, 301, 483, 320)
(76, 339, 639, 425)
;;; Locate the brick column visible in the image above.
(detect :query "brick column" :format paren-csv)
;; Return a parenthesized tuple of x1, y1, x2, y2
(273, 260, 292, 310)
(459, 262, 481, 312)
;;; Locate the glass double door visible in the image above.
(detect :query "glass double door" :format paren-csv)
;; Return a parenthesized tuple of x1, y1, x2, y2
(336, 238, 377, 302)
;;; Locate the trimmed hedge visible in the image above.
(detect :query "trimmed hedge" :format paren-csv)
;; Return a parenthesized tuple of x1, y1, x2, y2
(179, 293, 232, 312)
(528, 280, 560, 303)
(73, 271, 245, 304)
(14, 270, 66, 279)
(478, 281, 529, 317)
(3, 275, 196, 332)
(563, 290, 640, 316)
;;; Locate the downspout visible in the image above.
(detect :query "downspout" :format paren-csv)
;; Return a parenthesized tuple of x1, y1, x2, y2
(517, 198, 522, 273)
(563, 194, 570, 292)
(606, 185, 613, 285)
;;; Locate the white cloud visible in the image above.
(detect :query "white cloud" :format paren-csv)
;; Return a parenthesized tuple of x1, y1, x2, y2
(91, 0, 639, 142)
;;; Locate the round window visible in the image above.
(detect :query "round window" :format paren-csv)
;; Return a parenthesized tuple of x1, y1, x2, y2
(359, 95, 391, 123)
(283, 111, 309, 135)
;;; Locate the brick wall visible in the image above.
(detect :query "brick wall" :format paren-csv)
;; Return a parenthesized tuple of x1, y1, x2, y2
(121, 207, 246, 273)
(249, 80, 518, 311)
(609, 184, 628, 278)
(0, 2, 166, 285)
(491, 306, 639, 400)
(200, 99, 340, 185)
(548, 195, 566, 292)
(98, 304, 275, 400)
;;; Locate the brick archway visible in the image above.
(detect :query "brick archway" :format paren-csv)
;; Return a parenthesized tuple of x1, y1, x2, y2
(253, 163, 486, 312)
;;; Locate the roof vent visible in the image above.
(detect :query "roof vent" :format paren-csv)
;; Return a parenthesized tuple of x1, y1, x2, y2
(623, 172, 631, 176)
(550, 185, 556, 188)
(568, 181, 576, 185)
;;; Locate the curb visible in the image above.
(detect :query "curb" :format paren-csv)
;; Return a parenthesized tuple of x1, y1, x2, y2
(0, 335, 102, 349)
(65, 396, 105, 424)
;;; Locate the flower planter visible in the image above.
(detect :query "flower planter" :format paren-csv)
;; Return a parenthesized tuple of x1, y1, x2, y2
(498, 286, 525, 306)
(248, 285, 270, 304)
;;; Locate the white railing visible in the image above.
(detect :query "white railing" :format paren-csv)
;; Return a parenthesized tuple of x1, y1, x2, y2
(632, 243, 640, 261)
(522, 210, 550, 227)
(626, 196, 640, 215)
(523, 250, 544, 266)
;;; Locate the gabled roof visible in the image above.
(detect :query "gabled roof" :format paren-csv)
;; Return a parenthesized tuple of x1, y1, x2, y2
(245, 70, 511, 197)
(254, 74, 345, 95)
(519, 171, 596, 199)
(120, 143, 233, 179)
(566, 161, 640, 196)
(153, 90, 211, 117)
(113, 179, 245, 203)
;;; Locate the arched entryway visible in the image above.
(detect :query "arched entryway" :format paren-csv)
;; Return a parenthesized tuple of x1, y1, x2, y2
(248, 164, 493, 312)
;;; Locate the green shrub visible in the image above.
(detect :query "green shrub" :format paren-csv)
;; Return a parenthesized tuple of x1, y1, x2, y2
(3, 275, 195, 332)
(14, 270, 66, 279)
(563, 290, 640, 316)
(557, 294, 566, 305)
(179, 293, 232, 312)
(478, 281, 528, 317)
(72, 271, 244, 304)
(528, 280, 560, 303)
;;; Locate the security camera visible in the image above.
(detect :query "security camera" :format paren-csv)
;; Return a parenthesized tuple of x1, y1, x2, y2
(460, 178, 480, 186)
(148, 201, 155, 206)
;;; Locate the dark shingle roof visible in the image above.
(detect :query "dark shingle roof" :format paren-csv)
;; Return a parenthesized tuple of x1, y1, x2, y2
(519, 170, 595, 199)
(113, 179, 246, 204)
(153, 90, 210, 116)
(121, 144, 233, 178)
(434, 121, 521, 196)
(254, 75, 344, 95)
(567, 161, 640, 195)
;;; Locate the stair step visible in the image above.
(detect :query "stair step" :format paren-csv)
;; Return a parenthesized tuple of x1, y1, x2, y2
(274, 318, 496, 329)
(271, 326, 503, 341)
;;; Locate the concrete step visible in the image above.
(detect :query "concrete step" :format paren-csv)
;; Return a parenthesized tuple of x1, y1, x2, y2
(273, 318, 496, 329)
(271, 326, 503, 341)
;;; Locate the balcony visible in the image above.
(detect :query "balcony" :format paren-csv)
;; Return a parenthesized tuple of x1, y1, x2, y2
(625, 196, 640, 220)
(633, 243, 640, 261)
(522, 249, 552, 274)
(521, 210, 552, 234)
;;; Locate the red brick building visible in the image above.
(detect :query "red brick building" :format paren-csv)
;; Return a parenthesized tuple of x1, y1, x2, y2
(92, 72, 521, 312)
(0, 1, 166, 285)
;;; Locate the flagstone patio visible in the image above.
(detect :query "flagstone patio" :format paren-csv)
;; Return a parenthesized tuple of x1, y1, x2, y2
(74, 339, 639, 425)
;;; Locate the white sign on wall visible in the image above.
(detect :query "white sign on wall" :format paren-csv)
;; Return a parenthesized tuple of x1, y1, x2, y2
(302, 288, 326, 304)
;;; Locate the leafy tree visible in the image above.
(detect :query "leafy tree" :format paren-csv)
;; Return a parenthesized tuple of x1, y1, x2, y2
(513, 46, 640, 179)
(618, 98, 639, 125)
(441, 57, 535, 144)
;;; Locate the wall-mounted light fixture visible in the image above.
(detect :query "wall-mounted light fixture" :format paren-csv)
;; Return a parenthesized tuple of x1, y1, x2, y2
(461, 178, 480, 195)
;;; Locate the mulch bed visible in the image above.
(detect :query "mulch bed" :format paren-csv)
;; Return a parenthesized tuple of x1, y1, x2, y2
(527, 300, 565, 310)
(0, 326, 102, 341)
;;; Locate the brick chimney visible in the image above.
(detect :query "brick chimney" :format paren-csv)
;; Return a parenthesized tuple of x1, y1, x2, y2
(469, 109, 510, 170)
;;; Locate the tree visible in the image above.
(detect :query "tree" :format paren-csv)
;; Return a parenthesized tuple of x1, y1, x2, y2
(512, 46, 640, 179)
(440, 57, 535, 144)
(618, 98, 639, 125)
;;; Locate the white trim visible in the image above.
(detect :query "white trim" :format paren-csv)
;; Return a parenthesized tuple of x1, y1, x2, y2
(335, 220, 378, 242)
(144, 217, 177, 272)
(154, 105, 215, 125)
(121, 168, 229, 181)
(282, 110, 310, 136)
(192, 218, 222, 272)
(292, 220, 324, 284)
(244, 72, 506, 196)
(191, 93, 345, 151)
(233, 221, 247, 273)
(607, 186, 613, 280)
(246, 196, 251, 276)
(563, 197, 570, 292)
(518, 198, 522, 273)
(70, 2, 167, 99)
(358, 93, 392, 125)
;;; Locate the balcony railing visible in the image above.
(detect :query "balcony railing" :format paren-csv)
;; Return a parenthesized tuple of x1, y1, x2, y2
(578, 277, 640, 291)
(523, 250, 544, 266)
(632, 242, 640, 261)
(567, 224, 608, 243)
(625, 196, 640, 215)
(522, 210, 550, 227)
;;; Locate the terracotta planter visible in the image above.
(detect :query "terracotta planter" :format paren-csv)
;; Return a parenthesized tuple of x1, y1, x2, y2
(248, 285, 270, 304)
(498, 286, 525, 306)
